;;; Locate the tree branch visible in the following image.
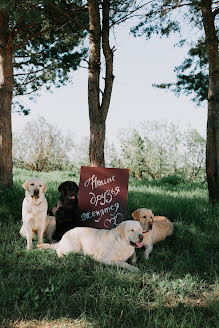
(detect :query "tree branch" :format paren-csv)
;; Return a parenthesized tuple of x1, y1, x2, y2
(47, 1, 89, 32)
(12, 25, 54, 52)
(101, 0, 114, 119)
(213, 7, 219, 17)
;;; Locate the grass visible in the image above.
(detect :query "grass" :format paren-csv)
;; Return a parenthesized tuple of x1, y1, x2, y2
(0, 168, 218, 328)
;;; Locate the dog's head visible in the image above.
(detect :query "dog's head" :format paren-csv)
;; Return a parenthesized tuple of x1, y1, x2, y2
(116, 220, 144, 248)
(58, 181, 79, 200)
(22, 178, 47, 199)
(132, 208, 154, 232)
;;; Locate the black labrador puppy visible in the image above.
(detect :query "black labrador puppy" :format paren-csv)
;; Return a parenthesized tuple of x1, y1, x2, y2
(51, 181, 81, 241)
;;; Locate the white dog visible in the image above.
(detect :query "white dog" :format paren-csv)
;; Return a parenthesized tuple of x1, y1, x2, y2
(37, 220, 144, 272)
(20, 178, 56, 250)
(132, 208, 173, 259)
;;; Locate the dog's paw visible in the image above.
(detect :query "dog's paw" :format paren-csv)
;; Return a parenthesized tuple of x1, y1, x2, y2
(128, 265, 140, 273)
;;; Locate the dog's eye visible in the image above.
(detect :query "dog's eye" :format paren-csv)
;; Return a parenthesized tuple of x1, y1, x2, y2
(30, 183, 34, 186)
(143, 216, 146, 218)
(130, 229, 134, 232)
(39, 185, 42, 187)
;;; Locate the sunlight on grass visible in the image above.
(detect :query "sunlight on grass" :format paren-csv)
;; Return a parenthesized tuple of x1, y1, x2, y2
(11, 316, 96, 328)
(0, 169, 218, 328)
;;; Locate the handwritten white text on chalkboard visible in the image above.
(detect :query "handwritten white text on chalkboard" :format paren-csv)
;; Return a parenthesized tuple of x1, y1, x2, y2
(84, 174, 115, 190)
(89, 187, 120, 206)
(81, 202, 120, 222)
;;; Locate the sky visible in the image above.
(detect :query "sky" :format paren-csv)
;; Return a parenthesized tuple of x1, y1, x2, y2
(12, 23, 207, 144)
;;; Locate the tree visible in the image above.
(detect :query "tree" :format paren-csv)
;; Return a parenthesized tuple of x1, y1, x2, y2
(154, 38, 209, 104)
(117, 122, 205, 181)
(182, 128, 206, 181)
(200, 0, 219, 204)
(120, 129, 147, 179)
(87, 0, 145, 167)
(87, 0, 129, 166)
(87, 0, 113, 167)
(0, 10, 13, 187)
(132, 0, 219, 204)
(0, 0, 87, 186)
(13, 117, 74, 171)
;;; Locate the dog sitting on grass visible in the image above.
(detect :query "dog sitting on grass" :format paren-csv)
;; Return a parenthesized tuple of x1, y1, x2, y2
(20, 178, 56, 250)
(132, 208, 173, 260)
(50, 181, 80, 241)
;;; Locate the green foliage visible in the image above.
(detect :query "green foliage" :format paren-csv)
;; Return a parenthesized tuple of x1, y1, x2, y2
(108, 122, 206, 182)
(130, 0, 218, 103)
(1, 0, 88, 113)
(13, 117, 75, 171)
(154, 39, 209, 104)
(0, 169, 218, 327)
(120, 129, 146, 179)
(157, 175, 184, 186)
(13, 119, 206, 182)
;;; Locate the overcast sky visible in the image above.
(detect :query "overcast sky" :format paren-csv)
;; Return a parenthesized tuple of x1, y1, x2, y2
(12, 23, 207, 143)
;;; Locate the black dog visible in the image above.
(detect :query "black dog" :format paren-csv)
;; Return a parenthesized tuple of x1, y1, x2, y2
(51, 181, 81, 241)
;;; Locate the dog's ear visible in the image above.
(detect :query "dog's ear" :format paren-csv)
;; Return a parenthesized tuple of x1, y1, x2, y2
(43, 183, 47, 193)
(132, 209, 141, 221)
(22, 179, 29, 190)
(116, 221, 125, 238)
(58, 182, 65, 192)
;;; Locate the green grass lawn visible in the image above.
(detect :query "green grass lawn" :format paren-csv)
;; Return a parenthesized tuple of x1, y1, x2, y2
(0, 168, 218, 328)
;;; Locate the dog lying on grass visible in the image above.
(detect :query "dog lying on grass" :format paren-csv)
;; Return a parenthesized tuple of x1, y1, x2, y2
(132, 208, 173, 259)
(37, 220, 144, 272)
(51, 181, 80, 241)
(20, 178, 56, 250)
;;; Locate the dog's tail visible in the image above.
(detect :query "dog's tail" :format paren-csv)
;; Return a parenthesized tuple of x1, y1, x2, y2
(36, 242, 59, 250)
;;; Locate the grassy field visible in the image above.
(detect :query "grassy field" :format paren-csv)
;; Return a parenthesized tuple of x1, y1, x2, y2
(0, 168, 218, 328)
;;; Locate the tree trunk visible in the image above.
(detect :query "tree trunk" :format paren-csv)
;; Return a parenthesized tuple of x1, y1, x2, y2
(0, 10, 13, 187)
(90, 121, 106, 167)
(201, 1, 219, 204)
(88, 0, 114, 167)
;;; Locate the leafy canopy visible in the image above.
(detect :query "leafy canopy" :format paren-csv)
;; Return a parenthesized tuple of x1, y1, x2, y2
(0, 0, 88, 113)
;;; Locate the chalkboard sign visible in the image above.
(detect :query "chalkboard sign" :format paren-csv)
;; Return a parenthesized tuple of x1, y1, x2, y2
(78, 166, 129, 229)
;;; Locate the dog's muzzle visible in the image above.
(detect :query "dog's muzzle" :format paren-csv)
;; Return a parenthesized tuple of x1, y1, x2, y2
(130, 234, 144, 248)
(32, 189, 39, 198)
(139, 234, 144, 242)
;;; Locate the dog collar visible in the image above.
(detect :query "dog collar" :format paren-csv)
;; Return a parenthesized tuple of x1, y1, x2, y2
(33, 201, 43, 206)
(142, 230, 150, 234)
(29, 197, 43, 206)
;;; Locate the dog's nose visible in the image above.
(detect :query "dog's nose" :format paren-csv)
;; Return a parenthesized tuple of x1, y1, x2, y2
(139, 234, 144, 242)
(34, 189, 39, 196)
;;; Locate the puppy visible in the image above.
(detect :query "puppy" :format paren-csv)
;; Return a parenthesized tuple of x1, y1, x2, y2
(132, 208, 173, 259)
(37, 220, 144, 272)
(51, 181, 80, 241)
(20, 178, 56, 250)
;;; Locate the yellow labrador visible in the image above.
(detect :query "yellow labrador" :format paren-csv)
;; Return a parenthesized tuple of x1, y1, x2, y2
(37, 220, 144, 272)
(132, 208, 173, 259)
(20, 178, 56, 250)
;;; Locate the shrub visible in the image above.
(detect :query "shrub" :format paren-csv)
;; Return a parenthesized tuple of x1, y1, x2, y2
(13, 117, 74, 172)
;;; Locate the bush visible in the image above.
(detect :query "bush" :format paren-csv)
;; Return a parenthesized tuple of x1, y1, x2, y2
(13, 117, 74, 172)
(106, 122, 206, 182)
(157, 175, 184, 186)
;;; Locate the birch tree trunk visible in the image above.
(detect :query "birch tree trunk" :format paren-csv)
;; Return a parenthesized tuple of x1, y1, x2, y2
(201, 0, 219, 204)
(88, 0, 114, 167)
(0, 10, 13, 187)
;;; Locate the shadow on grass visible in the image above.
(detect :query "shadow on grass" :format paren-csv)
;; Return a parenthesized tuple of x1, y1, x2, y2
(0, 246, 218, 328)
(0, 177, 218, 327)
